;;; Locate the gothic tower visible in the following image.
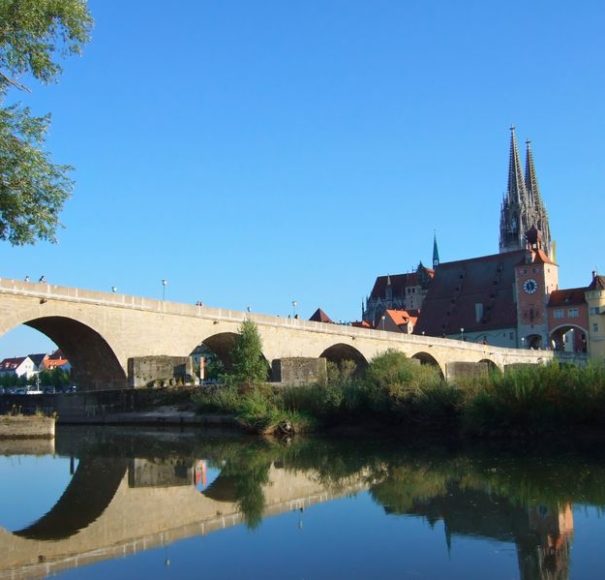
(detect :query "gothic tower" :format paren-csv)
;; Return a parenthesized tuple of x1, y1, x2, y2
(499, 127, 552, 257)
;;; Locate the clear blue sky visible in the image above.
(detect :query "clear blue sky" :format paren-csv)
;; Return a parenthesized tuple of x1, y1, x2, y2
(1, 0, 604, 358)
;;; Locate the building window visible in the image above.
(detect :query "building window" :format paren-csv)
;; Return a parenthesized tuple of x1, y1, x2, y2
(568, 308, 579, 318)
(475, 303, 483, 322)
(593, 323, 599, 333)
(553, 309, 564, 319)
(590, 306, 600, 315)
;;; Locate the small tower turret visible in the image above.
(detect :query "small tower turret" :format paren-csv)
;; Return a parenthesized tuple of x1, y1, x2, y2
(433, 232, 440, 268)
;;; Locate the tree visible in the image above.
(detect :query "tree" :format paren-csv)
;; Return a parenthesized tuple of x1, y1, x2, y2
(228, 320, 268, 389)
(0, 0, 92, 245)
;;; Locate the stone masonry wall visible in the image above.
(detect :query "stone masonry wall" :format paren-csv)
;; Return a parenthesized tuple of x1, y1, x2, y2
(128, 356, 195, 388)
(0, 415, 55, 439)
(272, 357, 327, 386)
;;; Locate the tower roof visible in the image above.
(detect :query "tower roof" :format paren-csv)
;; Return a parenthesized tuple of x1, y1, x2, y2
(507, 126, 526, 206)
(433, 232, 440, 268)
(524, 140, 541, 206)
(309, 308, 333, 323)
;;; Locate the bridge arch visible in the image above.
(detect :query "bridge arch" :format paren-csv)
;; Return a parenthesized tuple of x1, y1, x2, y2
(549, 324, 588, 353)
(14, 316, 126, 390)
(15, 457, 128, 540)
(320, 343, 368, 372)
(195, 332, 271, 380)
(199, 332, 240, 370)
(478, 358, 501, 374)
(411, 351, 445, 378)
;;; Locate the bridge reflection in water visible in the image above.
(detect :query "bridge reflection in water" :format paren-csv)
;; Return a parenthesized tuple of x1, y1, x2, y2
(0, 429, 594, 580)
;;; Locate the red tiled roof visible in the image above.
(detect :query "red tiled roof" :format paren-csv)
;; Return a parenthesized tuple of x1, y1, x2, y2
(527, 248, 556, 265)
(351, 320, 373, 328)
(548, 288, 587, 308)
(369, 267, 434, 300)
(415, 250, 525, 336)
(0, 357, 27, 370)
(385, 309, 416, 326)
(45, 359, 68, 369)
(309, 308, 333, 323)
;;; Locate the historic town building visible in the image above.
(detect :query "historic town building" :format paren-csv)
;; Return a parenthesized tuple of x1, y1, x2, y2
(363, 128, 601, 360)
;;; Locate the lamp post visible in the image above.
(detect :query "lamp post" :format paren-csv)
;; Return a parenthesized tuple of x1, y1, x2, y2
(460, 327, 464, 341)
(161, 279, 167, 301)
(381, 315, 386, 330)
(292, 300, 298, 318)
(111, 286, 117, 293)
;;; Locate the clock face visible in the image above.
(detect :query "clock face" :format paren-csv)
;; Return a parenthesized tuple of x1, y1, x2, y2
(523, 278, 538, 294)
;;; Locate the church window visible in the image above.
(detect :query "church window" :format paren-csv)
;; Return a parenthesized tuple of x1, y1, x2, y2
(475, 303, 483, 322)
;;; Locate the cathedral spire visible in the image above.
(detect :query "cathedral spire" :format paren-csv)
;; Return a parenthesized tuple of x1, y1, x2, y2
(500, 126, 527, 253)
(433, 231, 440, 268)
(506, 125, 526, 205)
(507, 126, 526, 206)
(524, 140, 540, 205)
(524, 139, 552, 256)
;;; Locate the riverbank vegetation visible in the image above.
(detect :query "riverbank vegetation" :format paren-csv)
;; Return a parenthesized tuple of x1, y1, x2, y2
(192, 322, 605, 438)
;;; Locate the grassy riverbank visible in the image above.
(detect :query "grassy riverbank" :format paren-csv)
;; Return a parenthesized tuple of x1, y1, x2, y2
(192, 350, 605, 438)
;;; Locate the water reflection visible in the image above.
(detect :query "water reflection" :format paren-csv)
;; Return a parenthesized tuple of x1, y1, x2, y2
(2, 429, 605, 579)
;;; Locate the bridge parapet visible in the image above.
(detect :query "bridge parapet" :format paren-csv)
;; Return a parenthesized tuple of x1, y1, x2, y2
(0, 277, 553, 390)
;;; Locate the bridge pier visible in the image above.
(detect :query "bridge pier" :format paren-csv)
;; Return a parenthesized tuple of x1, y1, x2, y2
(445, 361, 491, 383)
(271, 357, 327, 386)
(127, 356, 196, 388)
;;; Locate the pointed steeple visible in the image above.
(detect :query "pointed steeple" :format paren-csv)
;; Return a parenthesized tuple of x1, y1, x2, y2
(499, 126, 548, 255)
(433, 232, 440, 268)
(500, 127, 527, 253)
(524, 140, 539, 205)
(507, 126, 526, 206)
(523, 139, 552, 256)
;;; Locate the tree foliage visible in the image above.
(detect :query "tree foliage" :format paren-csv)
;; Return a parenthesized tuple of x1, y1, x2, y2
(0, 0, 92, 245)
(228, 319, 268, 388)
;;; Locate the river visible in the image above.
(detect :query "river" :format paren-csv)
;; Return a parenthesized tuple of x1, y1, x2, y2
(1, 426, 604, 579)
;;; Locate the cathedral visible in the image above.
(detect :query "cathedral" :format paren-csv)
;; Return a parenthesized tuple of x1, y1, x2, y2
(362, 128, 605, 360)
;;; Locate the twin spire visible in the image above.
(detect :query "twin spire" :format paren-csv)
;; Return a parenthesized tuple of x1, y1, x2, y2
(499, 127, 552, 256)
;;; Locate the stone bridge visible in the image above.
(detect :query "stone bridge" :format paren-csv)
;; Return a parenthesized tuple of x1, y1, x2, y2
(0, 443, 369, 579)
(0, 278, 552, 390)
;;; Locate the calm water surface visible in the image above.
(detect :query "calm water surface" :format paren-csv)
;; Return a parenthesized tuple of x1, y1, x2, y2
(1, 427, 605, 579)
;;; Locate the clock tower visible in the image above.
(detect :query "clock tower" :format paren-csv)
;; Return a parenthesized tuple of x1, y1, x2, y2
(515, 227, 558, 348)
